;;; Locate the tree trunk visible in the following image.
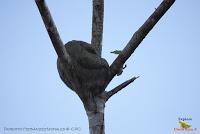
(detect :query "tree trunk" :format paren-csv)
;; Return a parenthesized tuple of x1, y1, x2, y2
(83, 94, 105, 134)
(87, 109, 105, 134)
(35, 0, 176, 134)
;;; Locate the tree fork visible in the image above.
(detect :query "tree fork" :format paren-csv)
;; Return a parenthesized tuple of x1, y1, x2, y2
(35, 0, 176, 134)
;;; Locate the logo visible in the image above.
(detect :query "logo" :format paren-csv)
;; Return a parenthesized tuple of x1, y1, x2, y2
(173, 117, 198, 133)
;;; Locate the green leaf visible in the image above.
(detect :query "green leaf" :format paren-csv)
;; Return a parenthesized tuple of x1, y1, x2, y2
(110, 50, 122, 54)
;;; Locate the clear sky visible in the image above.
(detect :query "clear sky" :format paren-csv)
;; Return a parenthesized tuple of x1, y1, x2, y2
(0, 0, 199, 134)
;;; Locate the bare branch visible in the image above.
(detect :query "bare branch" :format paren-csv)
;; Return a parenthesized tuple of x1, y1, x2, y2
(105, 76, 139, 101)
(35, 0, 70, 61)
(91, 0, 104, 56)
(109, 0, 175, 79)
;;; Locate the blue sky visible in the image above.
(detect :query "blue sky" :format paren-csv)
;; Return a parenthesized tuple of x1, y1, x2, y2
(0, 0, 200, 134)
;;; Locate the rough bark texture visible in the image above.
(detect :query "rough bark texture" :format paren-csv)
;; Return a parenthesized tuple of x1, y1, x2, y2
(35, 0, 175, 134)
(109, 0, 176, 80)
(106, 76, 139, 101)
(91, 0, 104, 56)
(85, 95, 105, 134)
(35, 0, 69, 61)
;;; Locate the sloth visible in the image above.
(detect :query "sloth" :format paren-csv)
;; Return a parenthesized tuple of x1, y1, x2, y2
(57, 40, 110, 96)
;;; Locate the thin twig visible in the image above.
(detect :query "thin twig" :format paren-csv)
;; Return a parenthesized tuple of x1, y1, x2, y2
(35, 0, 70, 61)
(106, 76, 139, 101)
(109, 0, 175, 80)
(91, 0, 104, 56)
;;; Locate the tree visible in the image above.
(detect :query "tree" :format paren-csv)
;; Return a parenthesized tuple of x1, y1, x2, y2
(35, 0, 175, 134)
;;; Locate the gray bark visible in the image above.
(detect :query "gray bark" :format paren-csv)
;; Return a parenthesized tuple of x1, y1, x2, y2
(85, 95, 105, 134)
(91, 0, 104, 56)
(109, 0, 176, 80)
(35, 0, 70, 61)
(106, 76, 139, 101)
(88, 111, 105, 134)
(35, 0, 176, 134)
